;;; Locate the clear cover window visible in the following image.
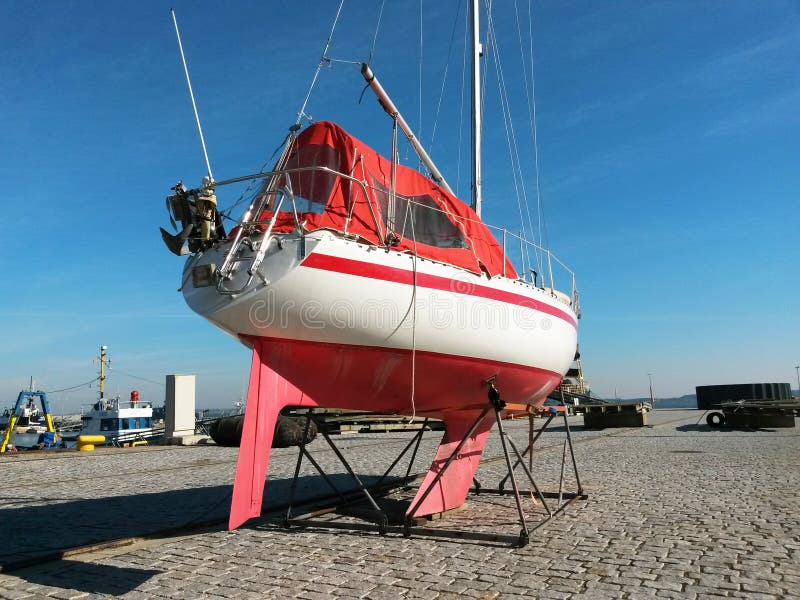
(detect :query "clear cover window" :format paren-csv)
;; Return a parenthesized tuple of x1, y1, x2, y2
(372, 179, 468, 249)
(253, 143, 341, 217)
(286, 144, 341, 214)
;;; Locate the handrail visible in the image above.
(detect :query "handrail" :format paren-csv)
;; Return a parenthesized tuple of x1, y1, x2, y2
(211, 166, 376, 296)
(218, 168, 375, 237)
(483, 224, 578, 307)
(207, 165, 578, 313)
(216, 194, 285, 295)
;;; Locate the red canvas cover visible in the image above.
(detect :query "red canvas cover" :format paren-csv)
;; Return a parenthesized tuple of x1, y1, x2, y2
(250, 121, 516, 279)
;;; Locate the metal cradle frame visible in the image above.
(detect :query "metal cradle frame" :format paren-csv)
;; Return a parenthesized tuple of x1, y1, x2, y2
(280, 389, 587, 547)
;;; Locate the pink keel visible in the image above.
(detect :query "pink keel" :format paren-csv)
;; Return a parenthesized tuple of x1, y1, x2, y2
(407, 410, 495, 518)
(229, 344, 305, 530)
(229, 338, 510, 528)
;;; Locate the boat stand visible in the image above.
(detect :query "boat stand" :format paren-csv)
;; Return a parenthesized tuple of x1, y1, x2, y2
(283, 411, 431, 535)
(281, 389, 586, 547)
(463, 388, 587, 546)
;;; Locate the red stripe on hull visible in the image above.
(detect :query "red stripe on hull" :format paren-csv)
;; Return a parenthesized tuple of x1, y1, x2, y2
(243, 335, 562, 416)
(300, 253, 578, 329)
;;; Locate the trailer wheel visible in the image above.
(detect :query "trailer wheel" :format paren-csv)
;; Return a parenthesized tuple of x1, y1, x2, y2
(706, 412, 725, 428)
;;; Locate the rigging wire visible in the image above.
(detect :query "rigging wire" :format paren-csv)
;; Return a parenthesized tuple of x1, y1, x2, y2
(490, 1, 536, 267)
(295, 0, 346, 126)
(359, 6, 390, 102)
(113, 370, 166, 387)
(485, 2, 532, 277)
(220, 135, 291, 221)
(325, 57, 363, 66)
(44, 369, 165, 395)
(514, 0, 544, 276)
(429, 0, 464, 154)
(44, 377, 100, 394)
(456, 3, 469, 198)
(222, 1, 346, 222)
(527, 0, 550, 251)
(415, 0, 424, 170)
(367, 0, 386, 65)
(480, 1, 489, 138)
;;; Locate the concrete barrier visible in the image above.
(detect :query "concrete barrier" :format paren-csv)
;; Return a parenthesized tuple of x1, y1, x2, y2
(582, 403, 648, 428)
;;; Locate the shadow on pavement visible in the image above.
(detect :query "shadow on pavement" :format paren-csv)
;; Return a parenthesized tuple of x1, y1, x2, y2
(0, 485, 232, 570)
(13, 560, 162, 596)
(0, 473, 397, 571)
(675, 423, 715, 432)
(675, 423, 776, 433)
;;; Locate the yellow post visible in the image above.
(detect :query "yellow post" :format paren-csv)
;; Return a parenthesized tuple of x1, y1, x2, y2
(0, 416, 19, 453)
(77, 435, 105, 451)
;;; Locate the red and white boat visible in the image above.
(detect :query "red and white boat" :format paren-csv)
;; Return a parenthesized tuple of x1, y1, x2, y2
(162, 4, 579, 530)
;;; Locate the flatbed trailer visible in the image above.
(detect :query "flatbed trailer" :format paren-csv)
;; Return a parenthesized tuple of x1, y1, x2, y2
(706, 399, 799, 429)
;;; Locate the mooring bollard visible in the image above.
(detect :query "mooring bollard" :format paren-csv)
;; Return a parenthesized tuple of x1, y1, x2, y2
(76, 435, 105, 451)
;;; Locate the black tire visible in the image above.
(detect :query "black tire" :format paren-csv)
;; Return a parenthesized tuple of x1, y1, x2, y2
(208, 414, 318, 447)
(706, 412, 725, 428)
(209, 415, 245, 446)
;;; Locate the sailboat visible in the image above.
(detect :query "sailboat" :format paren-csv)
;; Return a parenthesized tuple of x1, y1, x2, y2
(160, 2, 580, 530)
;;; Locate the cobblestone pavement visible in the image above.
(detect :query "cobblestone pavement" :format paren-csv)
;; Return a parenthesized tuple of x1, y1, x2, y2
(1, 409, 798, 599)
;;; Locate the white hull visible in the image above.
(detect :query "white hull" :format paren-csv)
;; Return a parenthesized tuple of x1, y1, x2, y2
(183, 230, 577, 405)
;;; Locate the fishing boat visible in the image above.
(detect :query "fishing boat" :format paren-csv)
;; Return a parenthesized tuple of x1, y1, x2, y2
(74, 347, 156, 446)
(160, 2, 580, 529)
(0, 401, 46, 433)
(0, 381, 58, 452)
(77, 392, 155, 446)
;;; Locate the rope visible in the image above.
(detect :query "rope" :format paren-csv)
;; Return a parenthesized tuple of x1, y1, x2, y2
(408, 252, 418, 424)
(407, 201, 419, 424)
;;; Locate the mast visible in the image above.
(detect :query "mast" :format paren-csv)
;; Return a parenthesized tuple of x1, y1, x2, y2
(470, 0, 482, 217)
(98, 345, 109, 399)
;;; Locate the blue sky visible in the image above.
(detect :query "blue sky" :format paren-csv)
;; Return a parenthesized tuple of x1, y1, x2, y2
(1, 1, 798, 413)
